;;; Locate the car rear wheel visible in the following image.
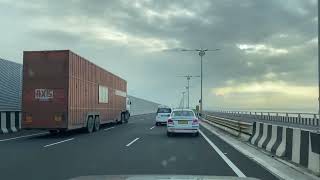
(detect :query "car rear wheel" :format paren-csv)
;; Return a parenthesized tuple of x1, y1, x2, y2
(167, 131, 173, 137)
(86, 117, 94, 133)
(155, 122, 159, 126)
(93, 116, 100, 132)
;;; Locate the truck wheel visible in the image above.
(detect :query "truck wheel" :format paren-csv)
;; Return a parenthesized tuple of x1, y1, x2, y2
(124, 113, 129, 123)
(118, 115, 123, 124)
(93, 116, 100, 132)
(86, 117, 94, 133)
(122, 113, 128, 124)
(116, 118, 121, 124)
(49, 130, 58, 135)
(193, 132, 199, 137)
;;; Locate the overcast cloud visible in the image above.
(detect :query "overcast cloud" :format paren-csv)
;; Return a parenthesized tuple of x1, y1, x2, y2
(0, 0, 318, 112)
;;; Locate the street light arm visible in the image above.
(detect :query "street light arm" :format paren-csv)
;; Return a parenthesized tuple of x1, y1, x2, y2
(176, 75, 189, 77)
(181, 49, 199, 51)
(206, 48, 220, 51)
(163, 48, 220, 52)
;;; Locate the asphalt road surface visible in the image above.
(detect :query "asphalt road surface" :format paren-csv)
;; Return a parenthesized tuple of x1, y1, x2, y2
(0, 113, 278, 180)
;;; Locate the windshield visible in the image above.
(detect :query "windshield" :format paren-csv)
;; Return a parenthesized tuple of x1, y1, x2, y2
(157, 108, 172, 113)
(0, 1, 317, 180)
(172, 111, 194, 117)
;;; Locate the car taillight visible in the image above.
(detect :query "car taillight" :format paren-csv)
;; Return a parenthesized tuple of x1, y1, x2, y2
(167, 118, 174, 125)
(192, 119, 199, 125)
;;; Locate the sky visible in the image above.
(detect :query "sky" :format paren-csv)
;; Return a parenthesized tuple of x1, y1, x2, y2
(0, 0, 318, 112)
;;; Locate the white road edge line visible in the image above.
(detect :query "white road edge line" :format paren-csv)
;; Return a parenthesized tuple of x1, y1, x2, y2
(104, 127, 115, 131)
(199, 130, 246, 178)
(150, 126, 155, 130)
(0, 132, 49, 142)
(200, 122, 293, 180)
(126, 137, 140, 147)
(43, 138, 74, 148)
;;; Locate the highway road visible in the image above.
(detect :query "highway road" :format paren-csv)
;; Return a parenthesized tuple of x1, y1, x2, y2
(0, 113, 277, 180)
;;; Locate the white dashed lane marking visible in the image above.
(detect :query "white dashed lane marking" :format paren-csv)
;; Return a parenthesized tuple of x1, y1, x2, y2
(126, 137, 140, 147)
(43, 138, 74, 148)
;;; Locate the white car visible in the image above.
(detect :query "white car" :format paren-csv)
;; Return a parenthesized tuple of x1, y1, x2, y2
(155, 106, 172, 126)
(167, 109, 199, 137)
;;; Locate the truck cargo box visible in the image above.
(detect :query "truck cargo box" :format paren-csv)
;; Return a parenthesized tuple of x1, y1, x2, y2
(22, 50, 128, 132)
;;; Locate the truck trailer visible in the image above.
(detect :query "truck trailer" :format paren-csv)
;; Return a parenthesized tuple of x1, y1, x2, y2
(22, 50, 130, 133)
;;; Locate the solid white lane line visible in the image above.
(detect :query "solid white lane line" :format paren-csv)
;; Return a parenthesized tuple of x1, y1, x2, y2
(43, 138, 74, 148)
(0, 132, 49, 142)
(150, 126, 155, 130)
(199, 130, 246, 178)
(126, 137, 140, 147)
(104, 127, 115, 131)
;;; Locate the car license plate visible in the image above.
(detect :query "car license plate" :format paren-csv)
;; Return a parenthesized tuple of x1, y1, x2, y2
(178, 120, 188, 124)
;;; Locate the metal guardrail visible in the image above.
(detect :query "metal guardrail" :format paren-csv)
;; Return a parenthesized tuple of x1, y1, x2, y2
(218, 110, 319, 118)
(209, 111, 320, 127)
(203, 114, 253, 137)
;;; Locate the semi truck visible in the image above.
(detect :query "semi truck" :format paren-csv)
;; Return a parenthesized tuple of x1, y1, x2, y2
(22, 50, 130, 133)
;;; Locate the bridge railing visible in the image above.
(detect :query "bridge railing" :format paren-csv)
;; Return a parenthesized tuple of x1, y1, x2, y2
(207, 110, 320, 127)
(202, 114, 253, 139)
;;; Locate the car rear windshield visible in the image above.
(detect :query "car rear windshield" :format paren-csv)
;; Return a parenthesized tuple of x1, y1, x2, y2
(172, 111, 194, 117)
(157, 108, 171, 113)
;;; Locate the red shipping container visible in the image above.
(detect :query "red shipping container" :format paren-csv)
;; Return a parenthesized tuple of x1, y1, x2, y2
(22, 50, 128, 133)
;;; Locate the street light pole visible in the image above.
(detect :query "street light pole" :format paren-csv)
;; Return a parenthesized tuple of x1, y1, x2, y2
(198, 50, 206, 115)
(187, 77, 190, 109)
(200, 54, 203, 113)
(316, 1, 320, 133)
(182, 91, 186, 108)
(178, 48, 220, 115)
(177, 75, 200, 109)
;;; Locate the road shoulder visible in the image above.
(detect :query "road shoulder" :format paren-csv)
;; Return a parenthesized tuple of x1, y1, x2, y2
(201, 120, 319, 180)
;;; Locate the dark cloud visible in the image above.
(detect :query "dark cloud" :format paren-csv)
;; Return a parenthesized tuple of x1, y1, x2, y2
(0, 0, 317, 110)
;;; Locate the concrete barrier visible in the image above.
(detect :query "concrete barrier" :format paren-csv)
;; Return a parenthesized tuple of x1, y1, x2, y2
(0, 111, 21, 133)
(250, 122, 320, 175)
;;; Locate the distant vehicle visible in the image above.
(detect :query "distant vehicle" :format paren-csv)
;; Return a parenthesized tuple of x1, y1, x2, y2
(155, 106, 172, 126)
(22, 50, 130, 134)
(167, 109, 199, 137)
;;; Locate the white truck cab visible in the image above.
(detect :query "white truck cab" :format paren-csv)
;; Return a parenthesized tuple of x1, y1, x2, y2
(125, 97, 132, 120)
